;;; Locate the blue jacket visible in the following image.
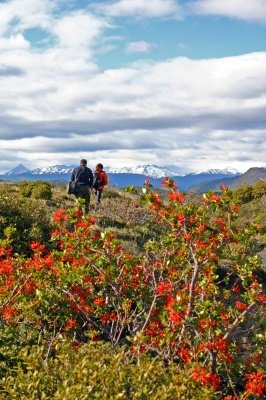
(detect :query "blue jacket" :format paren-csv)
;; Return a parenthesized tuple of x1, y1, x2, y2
(71, 166, 93, 187)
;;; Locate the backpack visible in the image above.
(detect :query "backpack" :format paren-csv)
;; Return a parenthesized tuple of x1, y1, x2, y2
(67, 168, 83, 195)
(93, 170, 108, 189)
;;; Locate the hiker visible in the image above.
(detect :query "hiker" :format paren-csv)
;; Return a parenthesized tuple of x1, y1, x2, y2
(70, 159, 93, 214)
(93, 163, 108, 206)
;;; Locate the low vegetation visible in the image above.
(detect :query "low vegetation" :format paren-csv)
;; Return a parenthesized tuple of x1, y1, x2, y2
(0, 180, 265, 399)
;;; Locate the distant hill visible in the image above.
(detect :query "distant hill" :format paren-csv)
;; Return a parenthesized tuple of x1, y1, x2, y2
(229, 167, 266, 189)
(192, 168, 266, 192)
(174, 170, 240, 191)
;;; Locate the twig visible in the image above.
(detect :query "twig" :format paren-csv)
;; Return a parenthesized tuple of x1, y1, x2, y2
(223, 361, 240, 400)
(140, 267, 158, 333)
(44, 318, 58, 364)
(0, 274, 33, 311)
(224, 302, 256, 341)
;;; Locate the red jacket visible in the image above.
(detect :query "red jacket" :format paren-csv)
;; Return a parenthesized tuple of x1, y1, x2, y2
(94, 168, 108, 190)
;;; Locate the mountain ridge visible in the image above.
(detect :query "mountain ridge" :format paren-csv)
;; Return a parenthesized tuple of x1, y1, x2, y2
(3, 163, 240, 179)
(1, 164, 265, 192)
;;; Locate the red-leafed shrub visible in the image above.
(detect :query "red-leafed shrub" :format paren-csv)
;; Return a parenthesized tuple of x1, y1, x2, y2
(0, 183, 265, 398)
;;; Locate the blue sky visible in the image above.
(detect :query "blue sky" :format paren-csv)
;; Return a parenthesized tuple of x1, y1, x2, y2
(95, 17, 265, 68)
(0, 0, 266, 173)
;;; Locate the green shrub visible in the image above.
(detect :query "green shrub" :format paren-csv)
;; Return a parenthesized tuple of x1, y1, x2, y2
(19, 181, 52, 200)
(0, 193, 52, 253)
(0, 342, 215, 400)
(0, 323, 40, 381)
(233, 182, 266, 204)
(233, 184, 254, 204)
(104, 188, 123, 198)
(252, 181, 266, 199)
(18, 181, 34, 198)
(124, 185, 139, 195)
(31, 182, 52, 200)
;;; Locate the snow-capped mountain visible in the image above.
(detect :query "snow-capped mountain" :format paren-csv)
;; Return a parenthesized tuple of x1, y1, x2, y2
(1, 163, 250, 192)
(4, 163, 29, 176)
(189, 168, 241, 176)
(31, 165, 75, 175)
(4, 164, 241, 179)
(105, 165, 184, 178)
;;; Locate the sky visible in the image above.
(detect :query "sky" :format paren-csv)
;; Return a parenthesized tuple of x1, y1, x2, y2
(0, 0, 266, 174)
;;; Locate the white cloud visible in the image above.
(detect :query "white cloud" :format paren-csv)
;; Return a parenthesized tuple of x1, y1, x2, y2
(100, 0, 182, 19)
(1, 44, 266, 172)
(0, 0, 57, 35)
(0, 1, 110, 58)
(125, 41, 154, 53)
(2, 50, 266, 122)
(189, 0, 266, 23)
(52, 11, 110, 50)
(0, 34, 30, 50)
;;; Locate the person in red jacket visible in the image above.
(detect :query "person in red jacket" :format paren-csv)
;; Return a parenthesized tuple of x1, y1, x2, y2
(93, 163, 108, 206)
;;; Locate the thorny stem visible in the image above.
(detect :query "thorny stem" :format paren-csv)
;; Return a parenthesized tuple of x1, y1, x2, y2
(178, 240, 201, 344)
(223, 361, 240, 400)
(0, 274, 33, 311)
(224, 302, 256, 341)
(140, 266, 158, 333)
(44, 318, 59, 364)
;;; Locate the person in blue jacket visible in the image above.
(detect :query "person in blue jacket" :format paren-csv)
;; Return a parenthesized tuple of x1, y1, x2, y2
(71, 159, 93, 214)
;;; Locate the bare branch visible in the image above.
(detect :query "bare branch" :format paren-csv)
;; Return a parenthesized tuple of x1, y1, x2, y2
(224, 302, 256, 341)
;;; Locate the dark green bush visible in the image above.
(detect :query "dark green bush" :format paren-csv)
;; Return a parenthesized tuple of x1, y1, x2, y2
(18, 181, 34, 198)
(233, 184, 254, 204)
(19, 181, 52, 200)
(31, 182, 52, 200)
(0, 193, 52, 253)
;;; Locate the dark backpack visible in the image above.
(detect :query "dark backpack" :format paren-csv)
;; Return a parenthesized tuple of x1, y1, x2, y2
(93, 171, 108, 189)
(92, 172, 101, 189)
(67, 168, 83, 195)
